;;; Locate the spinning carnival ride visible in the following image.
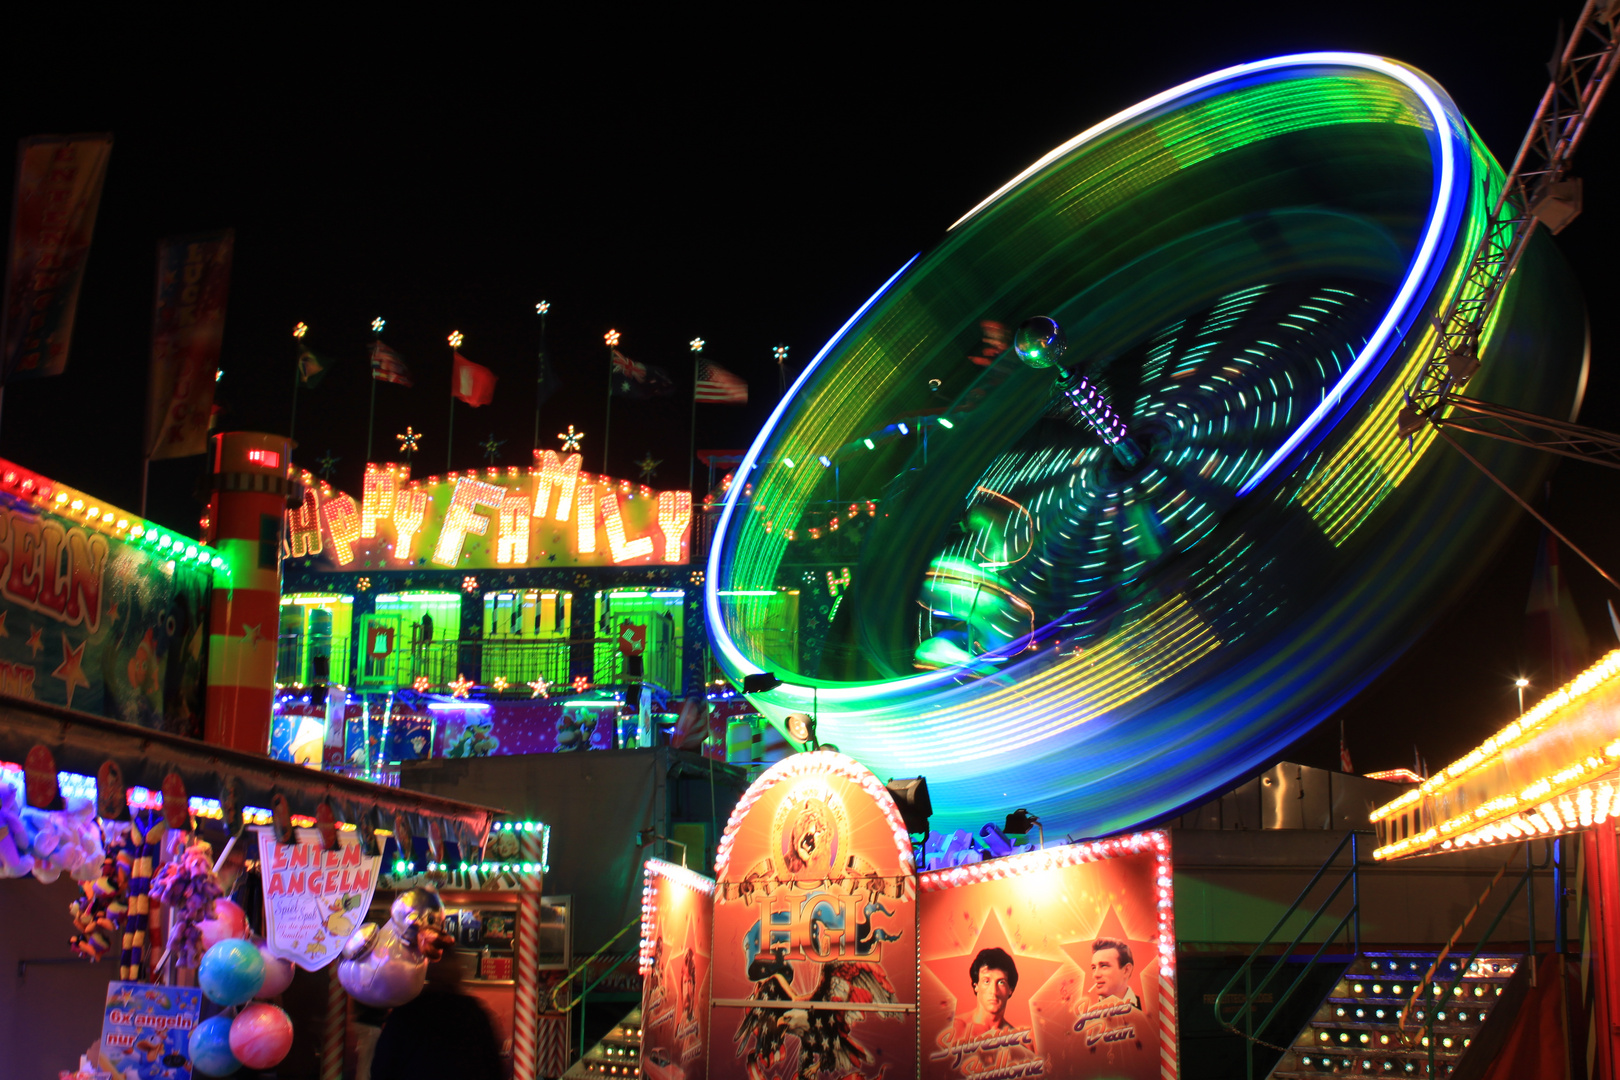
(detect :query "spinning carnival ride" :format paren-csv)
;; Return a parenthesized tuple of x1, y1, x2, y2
(704, 53, 1590, 835)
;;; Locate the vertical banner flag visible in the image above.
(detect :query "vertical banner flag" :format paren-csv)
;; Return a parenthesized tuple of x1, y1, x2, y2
(0, 134, 113, 381)
(145, 231, 234, 460)
(452, 351, 497, 406)
(257, 824, 382, 970)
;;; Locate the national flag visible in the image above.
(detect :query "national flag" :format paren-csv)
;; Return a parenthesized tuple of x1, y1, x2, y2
(452, 351, 497, 406)
(695, 359, 748, 404)
(297, 346, 331, 387)
(145, 230, 233, 460)
(1339, 720, 1353, 774)
(370, 340, 413, 387)
(610, 348, 674, 398)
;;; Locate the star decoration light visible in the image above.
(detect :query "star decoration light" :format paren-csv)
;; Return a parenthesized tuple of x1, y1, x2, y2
(536, 301, 550, 315)
(558, 425, 584, 452)
(462, 575, 478, 593)
(396, 426, 422, 461)
(316, 451, 340, 479)
(604, 329, 620, 348)
(689, 337, 705, 353)
(773, 344, 789, 364)
(492, 676, 509, 692)
(572, 675, 590, 693)
(371, 317, 386, 333)
(448, 330, 464, 348)
(635, 453, 662, 481)
(528, 678, 550, 699)
(356, 577, 371, 591)
(449, 673, 474, 698)
(413, 676, 431, 692)
(481, 434, 506, 464)
(293, 322, 309, 340)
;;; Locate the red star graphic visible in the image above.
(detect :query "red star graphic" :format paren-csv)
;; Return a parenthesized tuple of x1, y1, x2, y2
(52, 633, 90, 709)
(922, 907, 1066, 1033)
(26, 625, 43, 657)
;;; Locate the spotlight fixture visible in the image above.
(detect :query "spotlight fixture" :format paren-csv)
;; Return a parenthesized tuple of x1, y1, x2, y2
(785, 712, 817, 749)
(885, 777, 933, 836)
(1004, 808, 1045, 848)
(742, 672, 782, 694)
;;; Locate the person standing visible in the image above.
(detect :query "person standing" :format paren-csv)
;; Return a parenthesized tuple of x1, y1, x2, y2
(370, 943, 502, 1080)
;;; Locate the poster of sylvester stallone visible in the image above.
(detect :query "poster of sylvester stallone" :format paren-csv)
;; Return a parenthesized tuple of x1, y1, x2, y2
(710, 753, 919, 1080)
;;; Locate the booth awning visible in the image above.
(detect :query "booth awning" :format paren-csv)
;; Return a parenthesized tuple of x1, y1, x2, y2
(0, 693, 502, 852)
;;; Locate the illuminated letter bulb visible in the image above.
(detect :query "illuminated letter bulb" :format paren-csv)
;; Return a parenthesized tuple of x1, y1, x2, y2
(496, 495, 531, 565)
(286, 486, 323, 557)
(361, 464, 398, 539)
(434, 477, 506, 566)
(531, 450, 582, 522)
(655, 490, 691, 564)
(321, 493, 362, 565)
(603, 489, 654, 563)
(392, 489, 429, 563)
(577, 483, 597, 555)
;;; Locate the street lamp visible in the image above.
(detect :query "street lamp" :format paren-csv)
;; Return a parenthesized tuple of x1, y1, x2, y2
(1515, 677, 1529, 716)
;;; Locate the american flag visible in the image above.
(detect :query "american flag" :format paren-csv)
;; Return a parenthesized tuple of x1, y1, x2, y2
(695, 359, 747, 404)
(370, 341, 413, 387)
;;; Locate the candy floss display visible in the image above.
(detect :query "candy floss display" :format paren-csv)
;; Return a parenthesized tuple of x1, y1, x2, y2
(637, 752, 1181, 1080)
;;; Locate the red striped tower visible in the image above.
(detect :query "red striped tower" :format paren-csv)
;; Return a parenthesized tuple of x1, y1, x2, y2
(203, 432, 295, 752)
(513, 828, 545, 1080)
(322, 964, 347, 1080)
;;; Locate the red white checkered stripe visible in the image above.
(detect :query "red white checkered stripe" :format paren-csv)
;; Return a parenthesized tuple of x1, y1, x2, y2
(322, 965, 346, 1080)
(1157, 842, 1178, 1080)
(513, 831, 545, 1080)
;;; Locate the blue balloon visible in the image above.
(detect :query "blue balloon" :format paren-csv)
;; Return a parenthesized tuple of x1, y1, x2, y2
(188, 1015, 240, 1076)
(199, 939, 265, 1007)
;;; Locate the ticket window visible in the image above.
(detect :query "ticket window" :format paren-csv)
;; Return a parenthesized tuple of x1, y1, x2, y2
(277, 594, 355, 685)
(598, 589, 685, 691)
(483, 591, 573, 641)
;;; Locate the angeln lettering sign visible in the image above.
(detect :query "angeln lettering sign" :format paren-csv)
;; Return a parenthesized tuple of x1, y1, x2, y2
(257, 825, 381, 970)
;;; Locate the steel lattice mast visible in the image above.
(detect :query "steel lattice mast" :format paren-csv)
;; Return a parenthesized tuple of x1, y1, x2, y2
(1398, 0, 1620, 440)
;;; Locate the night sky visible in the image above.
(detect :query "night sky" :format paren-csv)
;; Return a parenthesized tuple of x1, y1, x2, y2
(4, 7, 1617, 779)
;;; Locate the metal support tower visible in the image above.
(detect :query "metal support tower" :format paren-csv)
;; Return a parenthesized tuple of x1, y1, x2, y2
(1398, 0, 1620, 439)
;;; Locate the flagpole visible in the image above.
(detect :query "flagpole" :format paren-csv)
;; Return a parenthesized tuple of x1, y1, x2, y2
(367, 317, 385, 462)
(603, 329, 620, 475)
(290, 322, 308, 445)
(534, 301, 550, 453)
(688, 337, 704, 494)
(447, 330, 464, 472)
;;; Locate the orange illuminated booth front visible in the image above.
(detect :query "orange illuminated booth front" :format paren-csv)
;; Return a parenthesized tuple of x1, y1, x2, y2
(637, 752, 1179, 1080)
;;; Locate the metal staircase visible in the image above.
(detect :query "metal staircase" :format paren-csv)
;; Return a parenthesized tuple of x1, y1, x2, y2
(561, 1006, 643, 1080)
(1270, 952, 1520, 1077)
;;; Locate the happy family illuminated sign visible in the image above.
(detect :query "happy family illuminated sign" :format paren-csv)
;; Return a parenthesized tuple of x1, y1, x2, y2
(287, 451, 691, 570)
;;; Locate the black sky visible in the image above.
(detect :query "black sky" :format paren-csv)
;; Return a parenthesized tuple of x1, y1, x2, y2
(4, 7, 1617, 777)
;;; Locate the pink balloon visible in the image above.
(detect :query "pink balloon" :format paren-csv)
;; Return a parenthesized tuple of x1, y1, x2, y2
(255, 945, 296, 998)
(228, 1003, 293, 1070)
(199, 898, 248, 951)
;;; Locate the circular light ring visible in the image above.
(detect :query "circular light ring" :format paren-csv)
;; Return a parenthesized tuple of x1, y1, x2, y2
(707, 54, 1586, 833)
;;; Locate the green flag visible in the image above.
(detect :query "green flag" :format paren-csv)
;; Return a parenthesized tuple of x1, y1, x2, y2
(297, 347, 332, 388)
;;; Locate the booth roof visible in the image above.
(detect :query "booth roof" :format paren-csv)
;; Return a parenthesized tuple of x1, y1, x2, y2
(0, 693, 503, 850)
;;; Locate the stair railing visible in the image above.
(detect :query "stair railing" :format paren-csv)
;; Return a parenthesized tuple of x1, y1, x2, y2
(1398, 839, 1551, 1076)
(549, 917, 643, 1067)
(1213, 829, 1366, 1079)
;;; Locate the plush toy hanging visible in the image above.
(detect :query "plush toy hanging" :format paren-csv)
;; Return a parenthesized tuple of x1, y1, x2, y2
(337, 887, 444, 1007)
(149, 840, 225, 976)
(67, 821, 134, 961)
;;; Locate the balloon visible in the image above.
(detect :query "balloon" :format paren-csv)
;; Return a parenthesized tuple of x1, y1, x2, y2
(199, 939, 265, 1006)
(229, 1003, 293, 1070)
(188, 1015, 240, 1076)
(337, 887, 442, 1008)
(255, 944, 296, 998)
(199, 898, 248, 952)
